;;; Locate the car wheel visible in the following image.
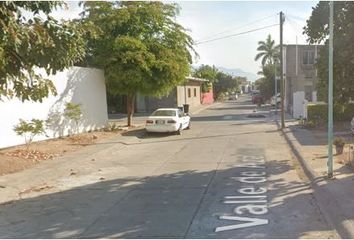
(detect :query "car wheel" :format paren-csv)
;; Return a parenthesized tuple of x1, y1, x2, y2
(176, 124, 182, 135)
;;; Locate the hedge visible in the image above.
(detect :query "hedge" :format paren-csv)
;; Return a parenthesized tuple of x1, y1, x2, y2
(307, 102, 354, 124)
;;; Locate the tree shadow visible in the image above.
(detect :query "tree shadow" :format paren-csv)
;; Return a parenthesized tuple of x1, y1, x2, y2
(0, 156, 341, 238)
(46, 67, 107, 138)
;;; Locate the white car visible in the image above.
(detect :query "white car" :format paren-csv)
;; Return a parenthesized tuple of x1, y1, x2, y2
(145, 108, 191, 134)
(271, 93, 281, 106)
(351, 117, 354, 133)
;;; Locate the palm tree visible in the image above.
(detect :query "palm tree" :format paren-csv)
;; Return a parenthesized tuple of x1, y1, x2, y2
(255, 34, 279, 66)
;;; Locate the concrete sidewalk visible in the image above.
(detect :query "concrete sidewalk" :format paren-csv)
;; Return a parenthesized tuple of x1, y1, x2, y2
(280, 119, 354, 238)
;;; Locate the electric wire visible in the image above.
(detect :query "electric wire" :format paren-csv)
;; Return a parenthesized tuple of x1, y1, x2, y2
(285, 15, 308, 43)
(195, 23, 279, 45)
(196, 13, 278, 42)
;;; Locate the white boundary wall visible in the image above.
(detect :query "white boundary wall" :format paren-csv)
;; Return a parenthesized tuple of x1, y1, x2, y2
(0, 67, 108, 149)
(293, 91, 305, 119)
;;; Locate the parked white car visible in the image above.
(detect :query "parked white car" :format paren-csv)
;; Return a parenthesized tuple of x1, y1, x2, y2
(271, 93, 281, 106)
(145, 108, 191, 134)
(351, 117, 354, 133)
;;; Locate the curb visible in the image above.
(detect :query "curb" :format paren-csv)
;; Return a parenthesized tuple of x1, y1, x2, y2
(277, 120, 354, 238)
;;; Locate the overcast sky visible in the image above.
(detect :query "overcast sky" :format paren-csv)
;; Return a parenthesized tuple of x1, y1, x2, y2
(52, 1, 318, 76)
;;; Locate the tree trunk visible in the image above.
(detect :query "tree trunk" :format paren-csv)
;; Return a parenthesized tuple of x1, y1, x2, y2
(127, 92, 135, 127)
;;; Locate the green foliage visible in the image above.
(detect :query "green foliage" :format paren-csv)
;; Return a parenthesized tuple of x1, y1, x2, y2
(213, 71, 240, 100)
(193, 65, 218, 93)
(254, 34, 279, 66)
(64, 102, 82, 134)
(80, 2, 195, 126)
(201, 82, 212, 93)
(307, 103, 354, 125)
(103, 122, 120, 132)
(0, 2, 87, 102)
(193, 65, 218, 83)
(13, 119, 45, 149)
(333, 137, 345, 148)
(255, 63, 280, 101)
(304, 2, 354, 104)
(254, 35, 280, 101)
(302, 120, 317, 129)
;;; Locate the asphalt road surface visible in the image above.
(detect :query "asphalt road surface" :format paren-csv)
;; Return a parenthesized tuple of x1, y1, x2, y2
(0, 95, 338, 238)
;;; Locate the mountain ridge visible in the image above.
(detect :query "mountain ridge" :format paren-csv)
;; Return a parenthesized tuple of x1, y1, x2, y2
(192, 65, 258, 82)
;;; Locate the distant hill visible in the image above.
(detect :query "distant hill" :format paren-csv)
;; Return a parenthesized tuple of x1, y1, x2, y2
(191, 65, 258, 82)
(216, 67, 258, 82)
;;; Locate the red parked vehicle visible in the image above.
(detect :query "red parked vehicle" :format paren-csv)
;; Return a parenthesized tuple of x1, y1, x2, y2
(251, 92, 263, 104)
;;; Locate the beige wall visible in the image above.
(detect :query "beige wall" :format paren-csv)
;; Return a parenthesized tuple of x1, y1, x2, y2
(177, 85, 201, 107)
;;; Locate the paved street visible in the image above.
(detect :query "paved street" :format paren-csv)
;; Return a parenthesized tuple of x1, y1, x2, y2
(0, 95, 338, 238)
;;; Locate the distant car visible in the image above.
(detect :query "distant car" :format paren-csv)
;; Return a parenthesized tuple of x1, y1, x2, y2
(228, 93, 238, 100)
(351, 117, 354, 134)
(145, 108, 191, 134)
(271, 93, 281, 107)
(252, 93, 263, 104)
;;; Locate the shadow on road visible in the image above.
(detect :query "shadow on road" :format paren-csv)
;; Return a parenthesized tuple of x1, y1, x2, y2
(101, 128, 280, 146)
(0, 157, 338, 238)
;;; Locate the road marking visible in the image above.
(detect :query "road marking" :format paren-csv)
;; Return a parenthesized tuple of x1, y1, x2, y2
(215, 154, 269, 232)
(215, 216, 268, 232)
(224, 195, 266, 199)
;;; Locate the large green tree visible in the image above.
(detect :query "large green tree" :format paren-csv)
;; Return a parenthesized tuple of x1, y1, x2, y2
(254, 34, 280, 101)
(193, 64, 218, 93)
(213, 71, 240, 100)
(0, 2, 86, 102)
(80, 1, 195, 126)
(254, 34, 279, 66)
(304, 1, 354, 104)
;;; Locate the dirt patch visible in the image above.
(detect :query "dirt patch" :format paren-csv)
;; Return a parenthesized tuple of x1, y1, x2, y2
(0, 130, 133, 176)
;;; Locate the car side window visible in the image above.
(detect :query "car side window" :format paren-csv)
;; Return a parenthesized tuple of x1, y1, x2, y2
(178, 110, 184, 118)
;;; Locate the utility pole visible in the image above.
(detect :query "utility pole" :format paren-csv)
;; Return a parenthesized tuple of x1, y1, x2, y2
(328, 1, 334, 179)
(274, 61, 277, 115)
(280, 11, 285, 129)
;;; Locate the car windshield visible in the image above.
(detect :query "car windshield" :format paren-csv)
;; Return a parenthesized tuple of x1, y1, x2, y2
(151, 110, 176, 117)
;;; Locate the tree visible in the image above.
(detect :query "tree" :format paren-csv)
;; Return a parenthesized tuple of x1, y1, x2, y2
(304, 1, 354, 104)
(64, 102, 82, 135)
(0, 2, 86, 102)
(80, 2, 195, 126)
(193, 65, 218, 93)
(256, 63, 280, 101)
(254, 34, 279, 66)
(213, 71, 240, 100)
(14, 119, 46, 150)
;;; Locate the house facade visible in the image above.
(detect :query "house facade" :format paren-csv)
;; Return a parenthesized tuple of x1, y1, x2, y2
(136, 76, 211, 113)
(283, 44, 322, 118)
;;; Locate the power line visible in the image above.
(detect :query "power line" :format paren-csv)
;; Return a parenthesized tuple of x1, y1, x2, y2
(285, 15, 307, 43)
(195, 23, 279, 45)
(286, 14, 307, 22)
(196, 13, 278, 42)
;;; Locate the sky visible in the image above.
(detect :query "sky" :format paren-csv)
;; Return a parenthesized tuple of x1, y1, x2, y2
(51, 1, 318, 77)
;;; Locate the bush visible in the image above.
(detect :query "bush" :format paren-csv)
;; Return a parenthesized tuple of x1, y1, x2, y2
(307, 103, 354, 124)
(103, 122, 120, 132)
(13, 119, 46, 150)
(333, 137, 345, 147)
